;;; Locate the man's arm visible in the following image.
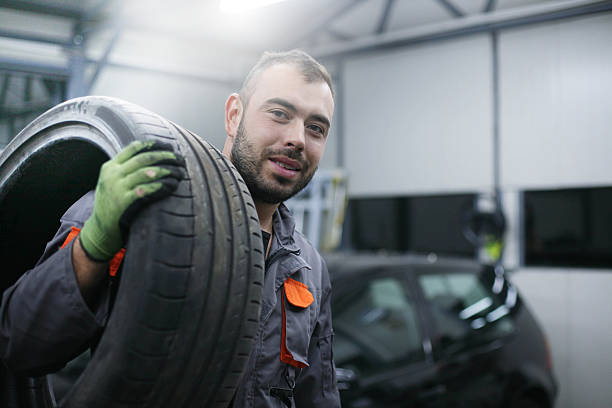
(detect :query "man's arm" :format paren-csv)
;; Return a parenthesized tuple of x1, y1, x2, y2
(72, 236, 109, 309)
(0, 203, 106, 376)
(0, 140, 184, 375)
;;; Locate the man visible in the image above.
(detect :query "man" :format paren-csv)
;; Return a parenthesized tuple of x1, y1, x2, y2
(1, 49, 340, 407)
(223, 50, 339, 407)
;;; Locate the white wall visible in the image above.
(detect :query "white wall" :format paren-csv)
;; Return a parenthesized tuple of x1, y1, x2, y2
(91, 66, 233, 150)
(340, 11, 612, 408)
(343, 34, 494, 197)
(498, 13, 612, 408)
(500, 13, 612, 190)
(511, 269, 612, 408)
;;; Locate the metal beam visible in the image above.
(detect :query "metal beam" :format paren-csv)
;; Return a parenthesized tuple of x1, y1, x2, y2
(326, 28, 353, 42)
(67, 54, 86, 98)
(0, 57, 69, 79)
(294, 0, 367, 47)
(0, 0, 84, 19)
(24, 75, 32, 103)
(78, 0, 245, 87)
(0, 54, 240, 90)
(376, 0, 396, 34)
(491, 31, 501, 198)
(311, 0, 612, 59)
(0, 74, 9, 106)
(0, 28, 72, 47)
(491, 31, 505, 266)
(86, 58, 241, 88)
(87, 28, 121, 93)
(66, 23, 88, 99)
(436, 0, 464, 18)
(335, 63, 345, 167)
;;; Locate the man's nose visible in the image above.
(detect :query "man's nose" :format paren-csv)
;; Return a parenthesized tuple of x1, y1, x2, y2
(284, 121, 305, 151)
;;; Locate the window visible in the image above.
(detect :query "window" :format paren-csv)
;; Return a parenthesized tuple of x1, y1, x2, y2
(524, 187, 612, 268)
(348, 194, 476, 257)
(333, 276, 424, 373)
(417, 268, 515, 356)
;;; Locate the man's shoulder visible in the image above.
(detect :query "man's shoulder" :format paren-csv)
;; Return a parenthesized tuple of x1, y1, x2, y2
(277, 203, 325, 267)
(60, 190, 95, 224)
(290, 229, 332, 289)
(292, 229, 323, 264)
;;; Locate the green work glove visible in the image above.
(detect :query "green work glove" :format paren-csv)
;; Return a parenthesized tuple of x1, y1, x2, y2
(79, 140, 184, 261)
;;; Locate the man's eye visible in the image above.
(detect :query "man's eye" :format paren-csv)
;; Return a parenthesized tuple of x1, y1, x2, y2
(308, 124, 325, 135)
(271, 110, 288, 119)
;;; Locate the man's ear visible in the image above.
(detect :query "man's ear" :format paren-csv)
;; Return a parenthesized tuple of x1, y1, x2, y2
(225, 93, 243, 139)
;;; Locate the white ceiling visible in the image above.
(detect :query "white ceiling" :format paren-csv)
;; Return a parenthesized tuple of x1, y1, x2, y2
(0, 0, 563, 49)
(0, 0, 605, 83)
(112, 0, 562, 51)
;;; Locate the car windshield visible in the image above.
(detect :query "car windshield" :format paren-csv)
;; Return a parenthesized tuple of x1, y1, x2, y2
(416, 266, 517, 355)
(333, 274, 426, 372)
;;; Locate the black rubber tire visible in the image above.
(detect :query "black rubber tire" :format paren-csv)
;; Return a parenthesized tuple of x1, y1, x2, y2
(0, 96, 265, 407)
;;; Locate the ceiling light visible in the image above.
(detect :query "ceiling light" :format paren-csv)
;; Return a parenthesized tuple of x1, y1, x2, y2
(219, 0, 288, 13)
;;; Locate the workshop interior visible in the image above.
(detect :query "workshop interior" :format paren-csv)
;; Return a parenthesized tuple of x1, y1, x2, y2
(1, 0, 612, 407)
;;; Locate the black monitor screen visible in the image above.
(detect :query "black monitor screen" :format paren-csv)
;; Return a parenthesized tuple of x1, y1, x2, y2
(349, 194, 476, 257)
(524, 187, 612, 268)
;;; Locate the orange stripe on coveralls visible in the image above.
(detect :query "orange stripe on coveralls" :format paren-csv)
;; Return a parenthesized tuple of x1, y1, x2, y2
(60, 226, 81, 249)
(60, 226, 125, 276)
(280, 288, 308, 369)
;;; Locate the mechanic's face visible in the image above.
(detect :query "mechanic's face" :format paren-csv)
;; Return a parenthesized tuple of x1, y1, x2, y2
(228, 64, 334, 204)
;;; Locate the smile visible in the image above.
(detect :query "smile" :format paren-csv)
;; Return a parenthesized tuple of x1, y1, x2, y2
(268, 157, 303, 178)
(272, 160, 299, 171)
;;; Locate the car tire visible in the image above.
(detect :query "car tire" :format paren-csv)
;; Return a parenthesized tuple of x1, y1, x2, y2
(0, 96, 265, 407)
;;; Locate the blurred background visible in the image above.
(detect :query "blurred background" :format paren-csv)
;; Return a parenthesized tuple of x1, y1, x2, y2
(1, 0, 611, 406)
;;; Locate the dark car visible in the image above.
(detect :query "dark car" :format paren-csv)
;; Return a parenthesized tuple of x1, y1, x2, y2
(325, 254, 557, 408)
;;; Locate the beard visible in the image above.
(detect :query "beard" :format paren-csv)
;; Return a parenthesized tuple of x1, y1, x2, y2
(230, 119, 317, 204)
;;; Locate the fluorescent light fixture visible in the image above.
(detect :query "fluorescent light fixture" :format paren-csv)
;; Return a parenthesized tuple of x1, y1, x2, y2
(220, 0, 288, 13)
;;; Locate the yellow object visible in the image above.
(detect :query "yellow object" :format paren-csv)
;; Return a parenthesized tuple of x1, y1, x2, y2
(484, 235, 503, 261)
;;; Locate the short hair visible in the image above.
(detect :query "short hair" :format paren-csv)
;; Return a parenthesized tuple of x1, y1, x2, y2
(239, 49, 334, 105)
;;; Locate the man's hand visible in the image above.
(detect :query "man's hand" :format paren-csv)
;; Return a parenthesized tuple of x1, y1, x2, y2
(79, 140, 184, 261)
